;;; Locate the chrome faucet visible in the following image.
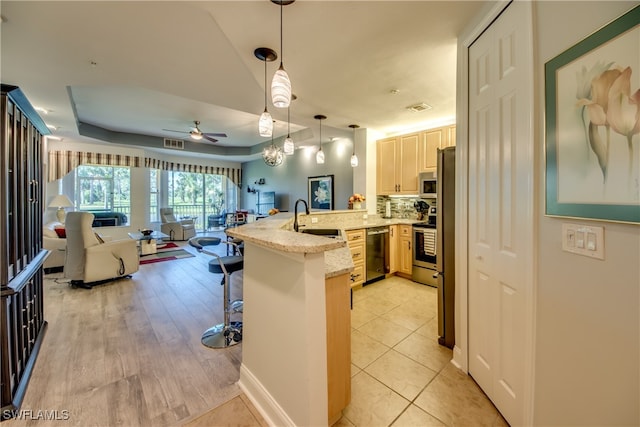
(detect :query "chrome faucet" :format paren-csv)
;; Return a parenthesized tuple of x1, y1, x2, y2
(293, 198, 309, 232)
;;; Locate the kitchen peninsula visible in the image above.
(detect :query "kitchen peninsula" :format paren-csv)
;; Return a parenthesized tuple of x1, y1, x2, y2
(225, 213, 353, 426)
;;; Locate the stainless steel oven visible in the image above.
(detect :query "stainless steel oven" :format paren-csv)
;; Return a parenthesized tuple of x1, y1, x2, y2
(412, 223, 437, 287)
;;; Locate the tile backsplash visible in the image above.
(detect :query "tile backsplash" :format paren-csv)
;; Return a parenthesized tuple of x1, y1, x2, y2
(376, 196, 436, 219)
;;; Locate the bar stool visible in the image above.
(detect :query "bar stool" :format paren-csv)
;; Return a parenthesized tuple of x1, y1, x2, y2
(188, 237, 244, 348)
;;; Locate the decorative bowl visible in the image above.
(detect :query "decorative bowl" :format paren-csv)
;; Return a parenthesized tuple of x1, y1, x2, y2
(140, 229, 154, 236)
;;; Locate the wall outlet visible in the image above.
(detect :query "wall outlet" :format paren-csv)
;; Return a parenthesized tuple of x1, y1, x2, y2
(561, 223, 604, 260)
(311, 217, 318, 223)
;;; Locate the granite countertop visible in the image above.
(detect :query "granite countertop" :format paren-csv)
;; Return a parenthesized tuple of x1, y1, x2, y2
(225, 214, 352, 278)
(225, 212, 423, 279)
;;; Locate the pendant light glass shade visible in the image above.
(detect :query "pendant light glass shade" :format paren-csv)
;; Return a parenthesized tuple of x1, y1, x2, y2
(254, 47, 277, 137)
(283, 136, 294, 155)
(349, 124, 360, 167)
(315, 114, 326, 164)
(271, 0, 293, 108)
(272, 65, 291, 108)
(263, 122, 283, 167)
(259, 109, 273, 137)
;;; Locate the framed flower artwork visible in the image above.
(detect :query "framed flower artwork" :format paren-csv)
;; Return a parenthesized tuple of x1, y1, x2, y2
(545, 5, 639, 224)
(308, 175, 334, 210)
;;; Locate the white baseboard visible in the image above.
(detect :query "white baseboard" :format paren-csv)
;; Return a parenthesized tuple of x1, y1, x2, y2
(238, 364, 296, 427)
(451, 345, 466, 371)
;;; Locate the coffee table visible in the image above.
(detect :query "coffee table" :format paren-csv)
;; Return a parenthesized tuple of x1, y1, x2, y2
(128, 231, 169, 255)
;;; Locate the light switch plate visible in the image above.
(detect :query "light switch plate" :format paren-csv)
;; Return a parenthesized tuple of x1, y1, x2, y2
(561, 223, 605, 260)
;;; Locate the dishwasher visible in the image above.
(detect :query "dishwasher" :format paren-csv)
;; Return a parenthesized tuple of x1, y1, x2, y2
(366, 226, 389, 284)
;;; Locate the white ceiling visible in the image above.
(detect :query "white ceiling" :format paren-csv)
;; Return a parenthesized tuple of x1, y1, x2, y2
(0, 1, 491, 162)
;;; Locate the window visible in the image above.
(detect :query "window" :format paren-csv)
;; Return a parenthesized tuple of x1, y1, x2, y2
(75, 165, 130, 225)
(149, 168, 159, 223)
(166, 171, 234, 230)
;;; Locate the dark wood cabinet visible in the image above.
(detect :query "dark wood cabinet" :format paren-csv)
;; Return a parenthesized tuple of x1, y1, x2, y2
(1, 84, 49, 420)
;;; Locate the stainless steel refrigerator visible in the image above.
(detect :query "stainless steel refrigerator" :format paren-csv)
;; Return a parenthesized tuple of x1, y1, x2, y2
(436, 146, 455, 349)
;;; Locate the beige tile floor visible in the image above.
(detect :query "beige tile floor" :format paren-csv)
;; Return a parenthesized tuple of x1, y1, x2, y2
(190, 275, 508, 427)
(339, 276, 508, 426)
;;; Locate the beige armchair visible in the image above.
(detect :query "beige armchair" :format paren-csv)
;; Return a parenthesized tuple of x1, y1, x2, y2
(160, 207, 196, 241)
(64, 212, 139, 288)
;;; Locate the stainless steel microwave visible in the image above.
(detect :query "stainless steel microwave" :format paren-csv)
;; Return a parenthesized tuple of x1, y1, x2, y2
(419, 172, 437, 198)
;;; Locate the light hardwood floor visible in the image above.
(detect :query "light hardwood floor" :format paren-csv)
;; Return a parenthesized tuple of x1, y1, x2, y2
(5, 235, 253, 427)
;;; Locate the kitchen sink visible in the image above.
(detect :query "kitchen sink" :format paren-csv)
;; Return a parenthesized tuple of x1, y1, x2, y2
(300, 228, 342, 238)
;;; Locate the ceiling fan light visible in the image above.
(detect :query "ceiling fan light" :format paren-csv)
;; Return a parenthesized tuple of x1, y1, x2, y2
(259, 110, 273, 137)
(316, 148, 325, 164)
(190, 132, 203, 140)
(271, 65, 291, 108)
(350, 154, 359, 167)
(283, 135, 294, 155)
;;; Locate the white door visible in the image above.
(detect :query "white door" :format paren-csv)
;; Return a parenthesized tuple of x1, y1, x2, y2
(468, 2, 534, 425)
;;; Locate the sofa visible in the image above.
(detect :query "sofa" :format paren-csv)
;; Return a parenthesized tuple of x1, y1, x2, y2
(43, 221, 67, 270)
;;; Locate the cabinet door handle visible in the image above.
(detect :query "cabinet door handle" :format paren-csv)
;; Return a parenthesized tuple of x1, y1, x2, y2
(353, 252, 361, 258)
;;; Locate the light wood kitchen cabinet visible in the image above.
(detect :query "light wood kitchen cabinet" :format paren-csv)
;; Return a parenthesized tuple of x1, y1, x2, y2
(398, 225, 413, 276)
(345, 228, 366, 288)
(388, 225, 398, 274)
(376, 133, 420, 195)
(419, 125, 456, 173)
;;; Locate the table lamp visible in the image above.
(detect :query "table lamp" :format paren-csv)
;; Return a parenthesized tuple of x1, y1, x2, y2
(48, 194, 73, 223)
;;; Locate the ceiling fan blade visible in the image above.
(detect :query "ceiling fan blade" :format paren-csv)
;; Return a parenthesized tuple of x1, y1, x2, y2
(203, 135, 219, 143)
(203, 132, 227, 138)
(162, 128, 189, 134)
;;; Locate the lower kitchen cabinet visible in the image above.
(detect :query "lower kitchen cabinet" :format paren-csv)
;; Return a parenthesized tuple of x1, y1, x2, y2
(345, 229, 365, 288)
(398, 225, 413, 277)
(388, 225, 398, 274)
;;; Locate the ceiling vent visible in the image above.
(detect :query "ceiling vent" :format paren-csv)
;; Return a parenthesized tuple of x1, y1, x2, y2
(163, 138, 184, 150)
(406, 103, 432, 113)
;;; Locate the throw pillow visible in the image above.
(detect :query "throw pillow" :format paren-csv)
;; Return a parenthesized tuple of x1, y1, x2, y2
(54, 227, 66, 238)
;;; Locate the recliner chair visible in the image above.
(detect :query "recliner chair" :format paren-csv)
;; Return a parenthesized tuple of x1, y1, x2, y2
(64, 212, 139, 288)
(160, 207, 196, 241)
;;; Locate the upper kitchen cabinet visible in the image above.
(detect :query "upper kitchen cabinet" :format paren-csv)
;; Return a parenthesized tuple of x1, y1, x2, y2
(376, 133, 420, 195)
(419, 125, 456, 173)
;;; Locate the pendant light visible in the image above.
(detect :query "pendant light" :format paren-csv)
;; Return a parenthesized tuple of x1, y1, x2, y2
(315, 114, 326, 164)
(349, 124, 360, 167)
(263, 120, 284, 167)
(254, 47, 277, 137)
(271, 0, 295, 108)
(283, 94, 296, 155)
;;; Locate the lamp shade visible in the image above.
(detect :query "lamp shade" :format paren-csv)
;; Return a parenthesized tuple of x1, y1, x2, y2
(48, 194, 73, 209)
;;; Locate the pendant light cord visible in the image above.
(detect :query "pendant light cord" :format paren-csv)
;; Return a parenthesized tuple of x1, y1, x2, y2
(264, 57, 268, 109)
(280, 1, 284, 68)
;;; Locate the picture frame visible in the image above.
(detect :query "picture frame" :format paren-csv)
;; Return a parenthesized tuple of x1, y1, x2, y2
(545, 6, 639, 224)
(308, 175, 334, 210)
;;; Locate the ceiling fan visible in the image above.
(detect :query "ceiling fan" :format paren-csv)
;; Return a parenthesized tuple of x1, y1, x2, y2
(163, 120, 227, 143)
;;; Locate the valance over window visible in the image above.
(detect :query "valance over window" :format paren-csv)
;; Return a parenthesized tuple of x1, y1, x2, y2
(144, 158, 242, 187)
(47, 150, 242, 187)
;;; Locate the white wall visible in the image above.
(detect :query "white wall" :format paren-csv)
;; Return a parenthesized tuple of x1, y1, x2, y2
(533, 2, 639, 425)
(241, 130, 356, 213)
